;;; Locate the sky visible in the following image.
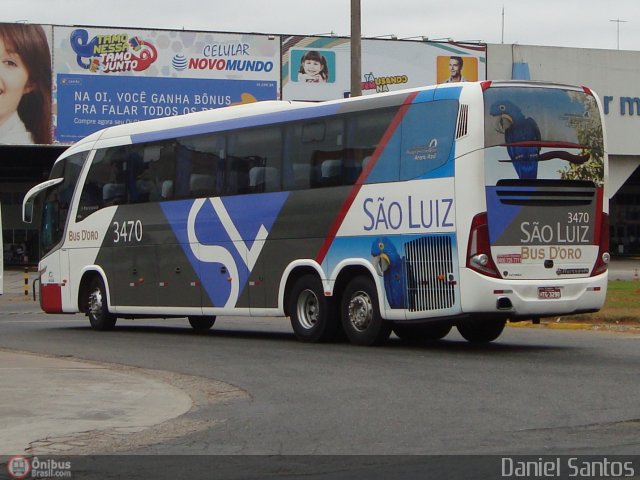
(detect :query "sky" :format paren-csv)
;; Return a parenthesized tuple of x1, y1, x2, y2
(2, 0, 639, 51)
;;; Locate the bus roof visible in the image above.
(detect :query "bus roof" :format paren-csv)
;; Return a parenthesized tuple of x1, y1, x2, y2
(82, 83, 467, 147)
(58, 80, 595, 163)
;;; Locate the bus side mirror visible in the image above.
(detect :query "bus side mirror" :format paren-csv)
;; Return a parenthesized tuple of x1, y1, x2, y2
(23, 200, 34, 224)
(22, 177, 64, 225)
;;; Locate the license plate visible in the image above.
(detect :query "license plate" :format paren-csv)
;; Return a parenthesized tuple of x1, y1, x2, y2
(538, 287, 561, 299)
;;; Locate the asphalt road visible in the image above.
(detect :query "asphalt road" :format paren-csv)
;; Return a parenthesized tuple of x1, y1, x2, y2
(0, 306, 638, 457)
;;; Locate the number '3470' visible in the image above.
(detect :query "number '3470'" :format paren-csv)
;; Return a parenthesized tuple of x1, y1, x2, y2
(112, 220, 143, 243)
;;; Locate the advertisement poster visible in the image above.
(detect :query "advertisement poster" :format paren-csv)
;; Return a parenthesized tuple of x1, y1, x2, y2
(282, 36, 486, 101)
(53, 27, 281, 143)
(0, 23, 54, 146)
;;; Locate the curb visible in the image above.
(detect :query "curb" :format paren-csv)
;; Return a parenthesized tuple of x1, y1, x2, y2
(508, 321, 640, 333)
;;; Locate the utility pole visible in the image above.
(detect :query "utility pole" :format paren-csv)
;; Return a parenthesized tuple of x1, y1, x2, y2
(501, 6, 505, 44)
(350, 0, 362, 97)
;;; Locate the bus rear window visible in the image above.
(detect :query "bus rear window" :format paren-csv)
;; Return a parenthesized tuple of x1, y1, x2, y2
(483, 86, 604, 184)
(484, 86, 603, 150)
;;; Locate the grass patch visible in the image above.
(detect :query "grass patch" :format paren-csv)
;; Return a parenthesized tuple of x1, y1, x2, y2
(555, 280, 640, 324)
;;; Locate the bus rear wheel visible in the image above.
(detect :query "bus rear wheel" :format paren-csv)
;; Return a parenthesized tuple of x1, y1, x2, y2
(86, 277, 117, 331)
(289, 274, 339, 343)
(457, 317, 506, 343)
(341, 276, 391, 346)
(393, 323, 452, 342)
(188, 316, 216, 332)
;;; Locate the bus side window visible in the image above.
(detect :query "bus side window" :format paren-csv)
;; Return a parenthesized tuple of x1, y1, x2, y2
(400, 100, 458, 180)
(177, 131, 225, 199)
(227, 126, 282, 195)
(155, 142, 176, 200)
(77, 149, 110, 221)
(174, 143, 192, 199)
(224, 157, 249, 195)
(288, 118, 345, 189)
(283, 124, 312, 190)
(345, 108, 396, 184)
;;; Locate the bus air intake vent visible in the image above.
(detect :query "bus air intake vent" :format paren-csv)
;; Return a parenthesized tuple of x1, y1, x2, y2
(494, 179, 596, 206)
(456, 104, 469, 139)
(405, 235, 455, 312)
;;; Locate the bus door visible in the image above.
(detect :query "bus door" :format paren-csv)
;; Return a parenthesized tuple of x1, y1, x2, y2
(156, 232, 202, 311)
(24, 150, 87, 313)
(107, 206, 158, 310)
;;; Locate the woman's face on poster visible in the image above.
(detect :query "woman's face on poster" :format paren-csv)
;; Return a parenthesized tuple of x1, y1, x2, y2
(0, 37, 32, 123)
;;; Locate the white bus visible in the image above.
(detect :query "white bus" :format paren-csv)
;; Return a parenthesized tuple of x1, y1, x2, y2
(23, 81, 609, 345)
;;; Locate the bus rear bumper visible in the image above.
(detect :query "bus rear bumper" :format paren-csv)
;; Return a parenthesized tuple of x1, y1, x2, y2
(460, 269, 608, 318)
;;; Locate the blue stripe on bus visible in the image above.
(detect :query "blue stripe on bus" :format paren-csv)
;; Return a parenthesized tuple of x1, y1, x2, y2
(413, 89, 436, 103)
(485, 186, 522, 243)
(131, 103, 343, 144)
(160, 192, 289, 308)
(434, 86, 463, 101)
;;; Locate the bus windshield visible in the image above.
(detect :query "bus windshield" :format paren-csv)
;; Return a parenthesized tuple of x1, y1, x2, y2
(483, 85, 604, 184)
(40, 153, 87, 257)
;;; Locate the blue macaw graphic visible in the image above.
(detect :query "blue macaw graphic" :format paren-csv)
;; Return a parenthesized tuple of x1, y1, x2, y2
(371, 237, 407, 309)
(490, 100, 541, 179)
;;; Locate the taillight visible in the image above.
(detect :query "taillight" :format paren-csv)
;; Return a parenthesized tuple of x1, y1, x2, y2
(591, 212, 610, 276)
(466, 212, 501, 278)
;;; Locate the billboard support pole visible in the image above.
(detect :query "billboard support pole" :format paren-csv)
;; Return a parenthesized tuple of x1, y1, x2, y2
(350, 0, 362, 97)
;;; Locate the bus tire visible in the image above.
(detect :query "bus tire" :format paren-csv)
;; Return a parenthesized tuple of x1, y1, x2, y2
(341, 276, 391, 346)
(188, 316, 216, 332)
(289, 274, 339, 343)
(457, 317, 506, 343)
(86, 276, 117, 331)
(393, 323, 452, 342)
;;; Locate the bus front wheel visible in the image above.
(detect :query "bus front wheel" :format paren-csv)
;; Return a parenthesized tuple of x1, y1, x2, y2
(457, 317, 506, 343)
(289, 274, 339, 343)
(86, 277, 117, 331)
(188, 316, 216, 332)
(341, 276, 391, 346)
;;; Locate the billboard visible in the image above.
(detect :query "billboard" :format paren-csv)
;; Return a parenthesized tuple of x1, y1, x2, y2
(282, 36, 486, 101)
(53, 26, 281, 143)
(0, 23, 53, 146)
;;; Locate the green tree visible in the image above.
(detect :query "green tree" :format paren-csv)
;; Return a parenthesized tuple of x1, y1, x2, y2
(559, 93, 604, 186)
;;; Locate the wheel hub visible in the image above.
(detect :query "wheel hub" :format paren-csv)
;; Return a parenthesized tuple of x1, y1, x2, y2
(89, 288, 103, 318)
(348, 292, 373, 332)
(297, 289, 319, 329)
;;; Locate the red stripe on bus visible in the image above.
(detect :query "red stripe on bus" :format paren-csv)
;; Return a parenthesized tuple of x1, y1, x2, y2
(315, 92, 418, 265)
